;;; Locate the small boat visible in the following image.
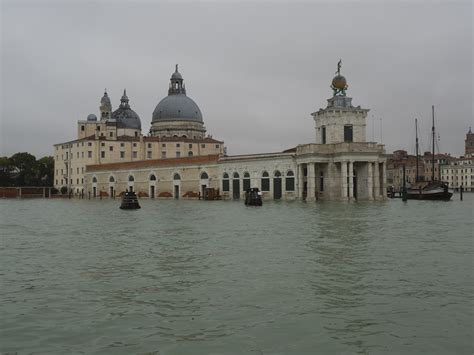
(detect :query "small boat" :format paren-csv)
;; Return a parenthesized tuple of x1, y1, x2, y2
(403, 106, 452, 201)
(120, 191, 141, 209)
(245, 188, 263, 206)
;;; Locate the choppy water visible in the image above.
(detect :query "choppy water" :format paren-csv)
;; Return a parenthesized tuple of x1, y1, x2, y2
(0, 196, 473, 354)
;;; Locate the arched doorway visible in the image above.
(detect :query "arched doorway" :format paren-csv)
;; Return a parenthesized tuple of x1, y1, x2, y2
(109, 176, 115, 199)
(232, 172, 240, 199)
(200, 171, 209, 199)
(92, 176, 97, 198)
(243, 172, 251, 191)
(273, 171, 282, 199)
(173, 173, 180, 199)
(128, 175, 135, 192)
(149, 174, 156, 199)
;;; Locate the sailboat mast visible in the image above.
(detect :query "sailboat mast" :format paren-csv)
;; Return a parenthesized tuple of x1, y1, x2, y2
(415, 118, 419, 182)
(432, 105, 435, 182)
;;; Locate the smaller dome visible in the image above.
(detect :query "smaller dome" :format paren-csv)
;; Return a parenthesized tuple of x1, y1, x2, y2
(332, 75, 347, 90)
(87, 113, 97, 121)
(171, 64, 183, 80)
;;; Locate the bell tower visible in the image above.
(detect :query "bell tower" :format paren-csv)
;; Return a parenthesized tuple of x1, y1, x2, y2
(100, 90, 112, 120)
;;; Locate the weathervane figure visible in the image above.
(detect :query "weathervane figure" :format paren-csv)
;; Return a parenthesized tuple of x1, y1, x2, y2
(336, 59, 342, 75)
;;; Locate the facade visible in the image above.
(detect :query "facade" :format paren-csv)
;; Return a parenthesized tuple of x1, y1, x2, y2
(441, 156, 474, 192)
(56, 63, 387, 201)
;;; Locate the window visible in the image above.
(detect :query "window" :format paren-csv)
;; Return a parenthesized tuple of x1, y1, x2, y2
(76, 167, 79, 174)
(223, 173, 230, 191)
(344, 125, 353, 143)
(189, 143, 193, 149)
(88, 151, 92, 158)
(216, 144, 220, 148)
(135, 132, 138, 137)
(109, 132, 113, 137)
(188, 151, 193, 157)
(76, 178, 79, 184)
(201, 172, 209, 179)
(88, 142, 92, 146)
(81, 125, 85, 131)
(201, 144, 206, 148)
(176, 152, 181, 158)
(321, 126, 326, 144)
(261, 171, 270, 191)
(148, 143, 152, 148)
(120, 151, 125, 158)
(109, 176, 115, 182)
(132, 151, 137, 158)
(120, 143, 125, 147)
(150, 174, 156, 181)
(128, 175, 134, 182)
(65, 152, 68, 160)
(173, 173, 181, 180)
(286, 171, 295, 191)
(162, 143, 166, 148)
(147, 151, 152, 159)
(101, 151, 105, 158)
(176, 143, 180, 148)
(77, 152, 79, 158)
(97, 126, 100, 131)
(109, 146, 113, 151)
(92, 177, 97, 183)
(101, 143, 105, 147)
(161, 151, 166, 158)
(243, 172, 250, 191)
(81, 167, 84, 173)
(133, 143, 137, 147)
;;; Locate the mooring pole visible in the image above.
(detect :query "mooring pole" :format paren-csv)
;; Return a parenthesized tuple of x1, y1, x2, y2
(402, 164, 407, 202)
(460, 185, 463, 201)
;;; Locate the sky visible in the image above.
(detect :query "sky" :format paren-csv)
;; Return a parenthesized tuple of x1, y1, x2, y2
(1, 0, 472, 158)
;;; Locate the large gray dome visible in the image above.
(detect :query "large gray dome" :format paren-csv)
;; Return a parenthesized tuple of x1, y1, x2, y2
(111, 90, 142, 130)
(152, 94, 203, 122)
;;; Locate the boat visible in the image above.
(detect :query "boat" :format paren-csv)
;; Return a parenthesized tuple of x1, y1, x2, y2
(120, 191, 141, 209)
(245, 188, 263, 206)
(404, 106, 452, 201)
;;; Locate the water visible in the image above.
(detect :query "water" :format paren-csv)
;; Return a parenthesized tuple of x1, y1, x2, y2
(1, 196, 472, 354)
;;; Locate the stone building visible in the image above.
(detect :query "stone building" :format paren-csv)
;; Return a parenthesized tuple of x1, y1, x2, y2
(441, 156, 474, 192)
(56, 63, 387, 200)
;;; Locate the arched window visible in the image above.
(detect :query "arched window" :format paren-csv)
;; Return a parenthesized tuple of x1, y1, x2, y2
(92, 177, 97, 183)
(128, 175, 134, 182)
(109, 176, 115, 182)
(285, 170, 295, 191)
(261, 171, 270, 191)
(173, 173, 181, 180)
(150, 174, 156, 181)
(243, 172, 251, 191)
(223, 173, 230, 192)
(233, 172, 240, 179)
(188, 151, 193, 157)
(182, 135, 187, 138)
(200, 172, 209, 179)
(274, 170, 281, 177)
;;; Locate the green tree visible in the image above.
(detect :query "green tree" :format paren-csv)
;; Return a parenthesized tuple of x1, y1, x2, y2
(36, 156, 54, 186)
(9, 152, 37, 186)
(0, 156, 14, 186)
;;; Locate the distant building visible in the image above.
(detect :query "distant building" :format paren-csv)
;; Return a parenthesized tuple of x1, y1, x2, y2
(55, 63, 387, 201)
(465, 127, 474, 156)
(441, 156, 474, 192)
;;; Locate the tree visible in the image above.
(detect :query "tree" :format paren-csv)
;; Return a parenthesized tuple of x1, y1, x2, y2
(9, 152, 37, 186)
(36, 156, 54, 186)
(0, 156, 14, 186)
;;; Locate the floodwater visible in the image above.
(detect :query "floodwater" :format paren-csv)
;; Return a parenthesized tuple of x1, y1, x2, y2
(0, 195, 472, 354)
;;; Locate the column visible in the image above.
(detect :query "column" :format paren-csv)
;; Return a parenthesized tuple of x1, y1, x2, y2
(382, 161, 387, 198)
(374, 161, 380, 199)
(297, 164, 304, 200)
(307, 163, 315, 201)
(367, 162, 374, 200)
(341, 161, 348, 200)
(327, 162, 334, 199)
(348, 161, 354, 199)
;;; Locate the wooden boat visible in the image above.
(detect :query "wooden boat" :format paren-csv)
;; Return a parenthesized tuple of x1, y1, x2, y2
(245, 188, 263, 206)
(120, 191, 141, 209)
(404, 107, 452, 201)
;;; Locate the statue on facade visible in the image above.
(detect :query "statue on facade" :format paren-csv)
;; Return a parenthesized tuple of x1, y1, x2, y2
(331, 59, 348, 96)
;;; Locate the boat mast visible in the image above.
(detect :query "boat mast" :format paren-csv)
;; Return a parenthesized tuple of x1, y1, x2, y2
(431, 105, 435, 182)
(415, 118, 419, 182)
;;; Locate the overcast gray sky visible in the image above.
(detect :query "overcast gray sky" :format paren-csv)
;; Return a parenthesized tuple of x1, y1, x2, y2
(1, 0, 472, 158)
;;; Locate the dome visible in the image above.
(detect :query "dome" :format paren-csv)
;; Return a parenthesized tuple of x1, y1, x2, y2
(87, 113, 97, 121)
(152, 94, 203, 122)
(111, 89, 142, 130)
(332, 75, 347, 90)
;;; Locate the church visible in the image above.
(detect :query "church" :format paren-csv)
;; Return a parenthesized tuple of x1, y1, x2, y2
(53, 63, 387, 201)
